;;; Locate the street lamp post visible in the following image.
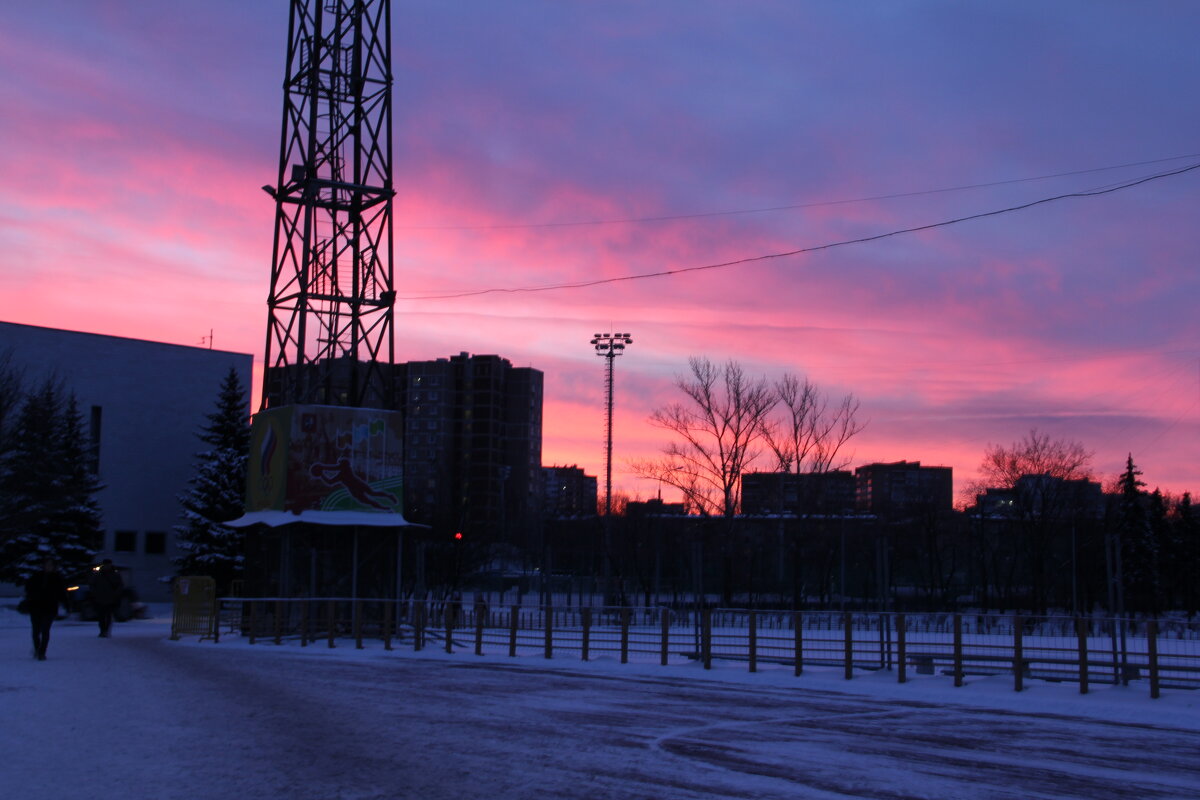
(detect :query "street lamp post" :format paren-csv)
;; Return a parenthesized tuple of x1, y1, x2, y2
(591, 332, 632, 605)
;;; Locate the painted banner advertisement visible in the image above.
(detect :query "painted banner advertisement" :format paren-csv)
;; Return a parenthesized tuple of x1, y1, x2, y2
(247, 405, 404, 515)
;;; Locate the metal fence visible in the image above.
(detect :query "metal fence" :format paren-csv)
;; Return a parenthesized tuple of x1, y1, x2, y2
(206, 598, 1200, 698)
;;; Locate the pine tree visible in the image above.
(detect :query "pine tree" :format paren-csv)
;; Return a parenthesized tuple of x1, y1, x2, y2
(0, 353, 22, 542)
(174, 368, 250, 593)
(1167, 493, 1198, 614)
(0, 379, 98, 583)
(1115, 454, 1158, 613)
(0, 350, 23, 454)
(55, 394, 104, 569)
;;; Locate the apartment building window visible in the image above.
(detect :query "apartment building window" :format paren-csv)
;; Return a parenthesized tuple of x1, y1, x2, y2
(114, 530, 137, 552)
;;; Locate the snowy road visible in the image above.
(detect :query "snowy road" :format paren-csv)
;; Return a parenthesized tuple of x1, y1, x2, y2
(3, 613, 1200, 799)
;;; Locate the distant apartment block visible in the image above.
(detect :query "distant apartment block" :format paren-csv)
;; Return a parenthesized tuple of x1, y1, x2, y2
(0, 321, 253, 600)
(395, 353, 543, 543)
(854, 460, 953, 518)
(976, 474, 1105, 519)
(741, 470, 857, 516)
(542, 465, 598, 519)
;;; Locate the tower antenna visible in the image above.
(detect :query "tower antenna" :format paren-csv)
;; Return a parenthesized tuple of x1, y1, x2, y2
(261, 0, 396, 410)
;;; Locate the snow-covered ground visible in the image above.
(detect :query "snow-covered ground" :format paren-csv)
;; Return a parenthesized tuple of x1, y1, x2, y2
(3, 604, 1199, 799)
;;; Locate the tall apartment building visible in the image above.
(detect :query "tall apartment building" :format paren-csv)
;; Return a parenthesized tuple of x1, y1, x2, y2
(854, 460, 953, 518)
(395, 353, 543, 544)
(542, 465, 598, 519)
(0, 321, 253, 600)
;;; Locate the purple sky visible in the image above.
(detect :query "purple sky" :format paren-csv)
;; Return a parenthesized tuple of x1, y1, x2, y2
(2, 1, 1198, 501)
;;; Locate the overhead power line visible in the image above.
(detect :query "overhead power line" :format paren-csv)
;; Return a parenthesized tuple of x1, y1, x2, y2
(399, 160, 1200, 301)
(397, 152, 1200, 231)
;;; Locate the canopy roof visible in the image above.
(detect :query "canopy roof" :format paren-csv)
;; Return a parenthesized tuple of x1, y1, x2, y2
(226, 510, 426, 528)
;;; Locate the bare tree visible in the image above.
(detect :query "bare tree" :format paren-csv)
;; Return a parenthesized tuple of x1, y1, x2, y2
(633, 357, 777, 517)
(970, 429, 1095, 613)
(979, 428, 1093, 487)
(761, 373, 865, 474)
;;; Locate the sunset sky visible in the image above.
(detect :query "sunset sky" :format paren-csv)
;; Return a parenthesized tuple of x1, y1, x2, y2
(2, 1, 1198, 503)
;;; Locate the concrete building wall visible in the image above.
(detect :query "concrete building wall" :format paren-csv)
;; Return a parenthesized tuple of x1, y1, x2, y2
(0, 321, 253, 601)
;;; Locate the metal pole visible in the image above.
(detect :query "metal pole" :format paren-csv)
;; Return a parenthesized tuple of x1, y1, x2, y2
(839, 520, 846, 613)
(590, 332, 632, 604)
(605, 352, 614, 517)
(352, 527, 359, 600)
(1071, 520, 1078, 616)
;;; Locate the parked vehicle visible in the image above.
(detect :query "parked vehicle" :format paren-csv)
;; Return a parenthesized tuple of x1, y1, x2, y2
(66, 564, 148, 621)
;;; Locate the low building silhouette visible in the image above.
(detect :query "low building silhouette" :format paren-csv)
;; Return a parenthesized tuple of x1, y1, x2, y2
(0, 321, 252, 601)
(741, 470, 857, 516)
(542, 465, 598, 519)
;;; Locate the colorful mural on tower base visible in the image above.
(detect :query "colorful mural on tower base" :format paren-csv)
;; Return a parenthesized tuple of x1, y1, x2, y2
(246, 405, 404, 516)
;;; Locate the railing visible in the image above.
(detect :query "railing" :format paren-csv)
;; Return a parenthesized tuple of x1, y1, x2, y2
(207, 599, 1200, 698)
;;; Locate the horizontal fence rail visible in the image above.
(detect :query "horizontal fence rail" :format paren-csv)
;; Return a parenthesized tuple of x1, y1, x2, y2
(202, 598, 1200, 699)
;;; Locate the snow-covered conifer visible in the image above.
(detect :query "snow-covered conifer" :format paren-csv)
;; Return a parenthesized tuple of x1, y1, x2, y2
(174, 368, 250, 593)
(0, 379, 98, 582)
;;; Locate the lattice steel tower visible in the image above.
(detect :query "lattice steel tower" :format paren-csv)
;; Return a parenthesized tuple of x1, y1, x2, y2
(262, 0, 395, 410)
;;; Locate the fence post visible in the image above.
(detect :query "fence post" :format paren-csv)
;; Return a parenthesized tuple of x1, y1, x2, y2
(748, 611, 758, 673)
(249, 600, 258, 645)
(544, 605, 553, 659)
(793, 612, 803, 677)
(355, 600, 364, 650)
(413, 602, 423, 652)
(620, 608, 631, 664)
(953, 613, 963, 687)
(880, 613, 889, 671)
(843, 612, 853, 680)
(897, 613, 907, 684)
(1148, 620, 1160, 699)
(581, 607, 592, 661)
(382, 600, 392, 651)
(702, 608, 712, 670)
(446, 601, 457, 654)
(1076, 616, 1088, 694)
(508, 605, 519, 657)
(300, 600, 309, 647)
(475, 602, 485, 656)
(328, 600, 337, 649)
(1014, 615, 1024, 692)
(274, 599, 283, 645)
(660, 608, 670, 666)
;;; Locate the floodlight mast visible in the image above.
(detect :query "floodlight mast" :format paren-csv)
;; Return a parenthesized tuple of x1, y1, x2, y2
(261, 0, 396, 410)
(590, 333, 633, 516)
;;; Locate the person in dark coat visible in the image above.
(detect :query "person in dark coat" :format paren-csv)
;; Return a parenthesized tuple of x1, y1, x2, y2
(24, 557, 70, 660)
(89, 559, 124, 637)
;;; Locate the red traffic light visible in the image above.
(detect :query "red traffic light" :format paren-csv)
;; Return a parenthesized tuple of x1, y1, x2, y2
(454, 532, 463, 540)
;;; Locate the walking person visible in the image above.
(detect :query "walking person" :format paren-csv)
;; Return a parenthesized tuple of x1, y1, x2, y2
(24, 557, 70, 660)
(89, 558, 124, 637)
